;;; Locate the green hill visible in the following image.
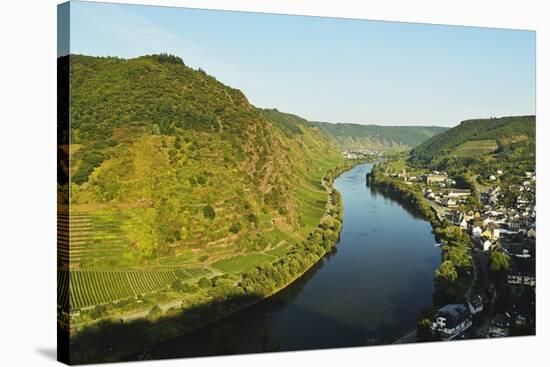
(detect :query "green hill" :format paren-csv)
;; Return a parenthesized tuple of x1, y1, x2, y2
(313, 121, 447, 151)
(409, 115, 536, 170)
(60, 54, 347, 312)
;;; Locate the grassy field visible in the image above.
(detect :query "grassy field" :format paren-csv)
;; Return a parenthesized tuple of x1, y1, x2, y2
(453, 140, 498, 157)
(294, 154, 343, 237)
(211, 253, 275, 273)
(388, 157, 407, 172)
(266, 243, 292, 257)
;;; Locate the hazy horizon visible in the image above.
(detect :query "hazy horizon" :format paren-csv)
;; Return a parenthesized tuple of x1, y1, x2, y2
(66, 1, 536, 127)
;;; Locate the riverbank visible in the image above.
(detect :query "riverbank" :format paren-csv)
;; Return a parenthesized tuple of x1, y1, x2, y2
(151, 162, 442, 358)
(368, 164, 439, 343)
(368, 164, 440, 226)
(68, 159, 372, 364)
(369, 162, 475, 342)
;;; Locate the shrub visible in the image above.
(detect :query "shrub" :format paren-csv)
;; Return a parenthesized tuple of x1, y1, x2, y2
(148, 305, 163, 320)
(90, 304, 107, 319)
(203, 205, 216, 220)
(73, 150, 105, 184)
(229, 222, 241, 234)
(198, 277, 211, 289)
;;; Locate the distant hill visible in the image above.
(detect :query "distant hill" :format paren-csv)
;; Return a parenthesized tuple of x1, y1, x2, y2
(258, 108, 316, 137)
(409, 115, 536, 169)
(312, 121, 448, 151)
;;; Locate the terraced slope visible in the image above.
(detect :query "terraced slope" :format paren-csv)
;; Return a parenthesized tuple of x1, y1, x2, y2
(453, 140, 498, 157)
(58, 212, 132, 268)
(409, 115, 535, 168)
(58, 54, 345, 312)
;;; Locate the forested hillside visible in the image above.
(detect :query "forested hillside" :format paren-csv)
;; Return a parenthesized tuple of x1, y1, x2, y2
(313, 121, 447, 151)
(409, 115, 536, 171)
(58, 54, 356, 335)
(62, 54, 345, 271)
(58, 55, 369, 363)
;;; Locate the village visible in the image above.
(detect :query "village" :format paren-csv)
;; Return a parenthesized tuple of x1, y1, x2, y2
(342, 149, 385, 160)
(392, 167, 536, 341)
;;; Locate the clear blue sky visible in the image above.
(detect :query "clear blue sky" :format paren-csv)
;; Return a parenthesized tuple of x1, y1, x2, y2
(66, 1, 536, 127)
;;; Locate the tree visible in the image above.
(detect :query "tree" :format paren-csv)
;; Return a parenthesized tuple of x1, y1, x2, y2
(172, 279, 197, 293)
(148, 304, 162, 320)
(229, 222, 241, 234)
(90, 304, 107, 319)
(435, 260, 458, 283)
(247, 213, 257, 224)
(490, 251, 511, 272)
(171, 279, 184, 292)
(154, 53, 184, 65)
(490, 251, 511, 281)
(198, 277, 211, 288)
(203, 205, 216, 220)
(72, 150, 105, 184)
(444, 245, 471, 268)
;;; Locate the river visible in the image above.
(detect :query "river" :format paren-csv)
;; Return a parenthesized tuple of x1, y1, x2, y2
(152, 163, 440, 358)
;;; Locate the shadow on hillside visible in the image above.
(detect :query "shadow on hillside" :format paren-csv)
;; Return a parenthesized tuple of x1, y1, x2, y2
(68, 248, 340, 364)
(67, 293, 265, 364)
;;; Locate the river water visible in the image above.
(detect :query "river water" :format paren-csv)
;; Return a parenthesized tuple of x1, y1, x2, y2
(152, 163, 440, 358)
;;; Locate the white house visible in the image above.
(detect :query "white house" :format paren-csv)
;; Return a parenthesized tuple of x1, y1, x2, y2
(507, 264, 536, 288)
(467, 295, 484, 315)
(472, 226, 482, 239)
